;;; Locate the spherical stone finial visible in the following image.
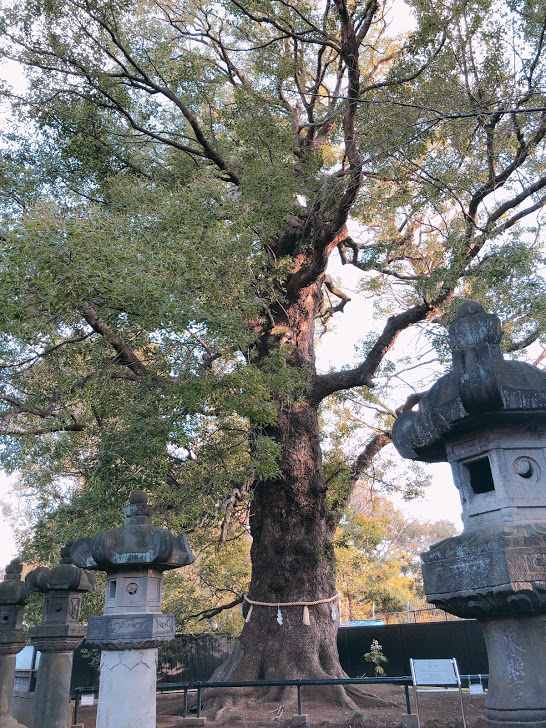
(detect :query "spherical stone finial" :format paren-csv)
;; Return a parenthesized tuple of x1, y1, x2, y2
(129, 490, 149, 505)
(123, 490, 153, 524)
(5, 558, 23, 577)
(0, 558, 30, 605)
(456, 300, 486, 318)
(449, 299, 503, 352)
(60, 542, 74, 564)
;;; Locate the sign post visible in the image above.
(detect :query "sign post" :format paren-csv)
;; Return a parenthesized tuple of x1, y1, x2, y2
(409, 658, 467, 728)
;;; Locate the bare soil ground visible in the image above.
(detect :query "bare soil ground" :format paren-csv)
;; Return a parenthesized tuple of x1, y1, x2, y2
(75, 683, 487, 727)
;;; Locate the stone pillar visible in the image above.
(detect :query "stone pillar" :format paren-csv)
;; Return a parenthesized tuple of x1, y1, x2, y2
(70, 491, 195, 728)
(31, 651, 75, 728)
(392, 301, 546, 728)
(97, 649, 158, 727)
(0, 558, 30, 728)
(26, 545, 95, 728)
(481, 616, 546, 727)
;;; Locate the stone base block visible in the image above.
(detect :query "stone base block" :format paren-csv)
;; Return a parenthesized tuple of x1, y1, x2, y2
(175, 719, 207, 726)
(484, 722, 546, 728)
(289, 715, 309, 727)
(401, 713, 418, 728)
(0, 717, 30, 728)
(71, 724, 85, 728)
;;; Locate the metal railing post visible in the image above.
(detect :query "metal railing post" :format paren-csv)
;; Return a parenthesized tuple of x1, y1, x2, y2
(404, 684, 411, 714)
(73, 689, 80, 724)
(183, 687, 188, 717)
(297, 684, 302, 715)
(196, 685, 202, 718)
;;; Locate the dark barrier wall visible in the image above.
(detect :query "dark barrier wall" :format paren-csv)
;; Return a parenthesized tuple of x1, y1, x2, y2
(337, 620, 489, 677)
(70, 634, 236, 692)
(157, 634, 236, 684)
(69, 621, 488, 690)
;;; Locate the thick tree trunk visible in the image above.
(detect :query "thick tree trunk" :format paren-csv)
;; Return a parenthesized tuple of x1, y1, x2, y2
(205, 281, 391, 716)
(240, 402, 338, 681)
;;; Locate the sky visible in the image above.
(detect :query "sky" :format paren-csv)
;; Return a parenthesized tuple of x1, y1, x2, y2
(0, 0, 465, 568)
(314, 255, 464, 531)
(1, 474, 22, 566)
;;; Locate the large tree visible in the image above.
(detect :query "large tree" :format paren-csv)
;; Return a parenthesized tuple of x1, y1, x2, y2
(1, 0, 546, 711)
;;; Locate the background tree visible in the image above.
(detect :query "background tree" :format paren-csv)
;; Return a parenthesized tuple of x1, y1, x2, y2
(335, 494, 456, 619)
(0, 0, 545, 710)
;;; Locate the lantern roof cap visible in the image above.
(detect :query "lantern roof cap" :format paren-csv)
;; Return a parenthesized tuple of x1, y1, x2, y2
(0, 558, 30, 606)
(392, 301, 546, 462)
(69, 491, 195, 573)
(26, 544, 96, 594)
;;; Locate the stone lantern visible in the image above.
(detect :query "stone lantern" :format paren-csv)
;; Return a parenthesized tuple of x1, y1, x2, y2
(0, 558, 30, 728)
(26, 544, 96, 728)
(392, 301, 546, 728)
(70, 490, 195, 728)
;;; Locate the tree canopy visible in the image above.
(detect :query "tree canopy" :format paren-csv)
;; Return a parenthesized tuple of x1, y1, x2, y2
(0, 0, 545, 706)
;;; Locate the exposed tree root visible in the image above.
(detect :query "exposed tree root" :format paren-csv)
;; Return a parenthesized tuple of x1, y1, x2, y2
(183, 647, 395, 721)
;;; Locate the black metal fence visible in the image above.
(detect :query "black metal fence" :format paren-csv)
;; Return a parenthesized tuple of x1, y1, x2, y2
(69, 619, 488, 692)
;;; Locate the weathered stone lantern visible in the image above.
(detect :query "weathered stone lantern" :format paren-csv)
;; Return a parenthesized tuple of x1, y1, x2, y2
(0, 558, 30, 728)
(392, 301, 546, 728)
(26, 544, 96, 728)
(70, 490, 195, 728)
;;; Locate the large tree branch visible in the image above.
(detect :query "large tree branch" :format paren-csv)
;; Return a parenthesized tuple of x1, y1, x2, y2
(504, 329, 541, 353)
(309, 301, 433, 404)
(79, 2, 239, 180)
(321, 275, 351, 319)
(80, 303, 148, 378)
(227, 0, 341, 50)
(486, 173, 546, 226)
(7, 15, 241, 185)
(466, 111, 546, 226)
(188, 595, 245, 622)
(351, 431, 392, 487)
(3, 424, 86, 436)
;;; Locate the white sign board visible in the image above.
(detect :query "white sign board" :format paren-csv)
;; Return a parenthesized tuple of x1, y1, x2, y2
(469, 683, 484, 695)
(411, 659, 459, 686)
(80, 695, 95, 706)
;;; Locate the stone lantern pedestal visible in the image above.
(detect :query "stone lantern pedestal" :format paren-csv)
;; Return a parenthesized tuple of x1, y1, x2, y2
(26, 545, 95, 728)
(392, 301, 546, 728)
(70, 491, 195, 728)
(421, 525, 546, 726)
(0, 559, 30, 728)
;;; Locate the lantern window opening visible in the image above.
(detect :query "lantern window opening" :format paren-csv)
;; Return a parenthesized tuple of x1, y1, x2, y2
(108, 580, 117, 600)
(465, 456, 495, 495)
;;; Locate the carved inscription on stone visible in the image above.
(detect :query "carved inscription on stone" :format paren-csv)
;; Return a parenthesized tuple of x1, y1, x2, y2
(503, 625, 525, 701)
(68, 597, 80, 621)
(523, 553, 546, 578)
(155, 616, 173, 631)
(110, 617, 147, 635)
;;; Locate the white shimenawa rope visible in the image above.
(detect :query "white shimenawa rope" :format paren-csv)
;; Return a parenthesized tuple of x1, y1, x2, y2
(243, 592, 340, 626)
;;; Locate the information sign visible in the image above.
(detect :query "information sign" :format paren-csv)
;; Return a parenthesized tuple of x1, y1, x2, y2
(411, 659, 459, 686)
(409, 658, 467, 728)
